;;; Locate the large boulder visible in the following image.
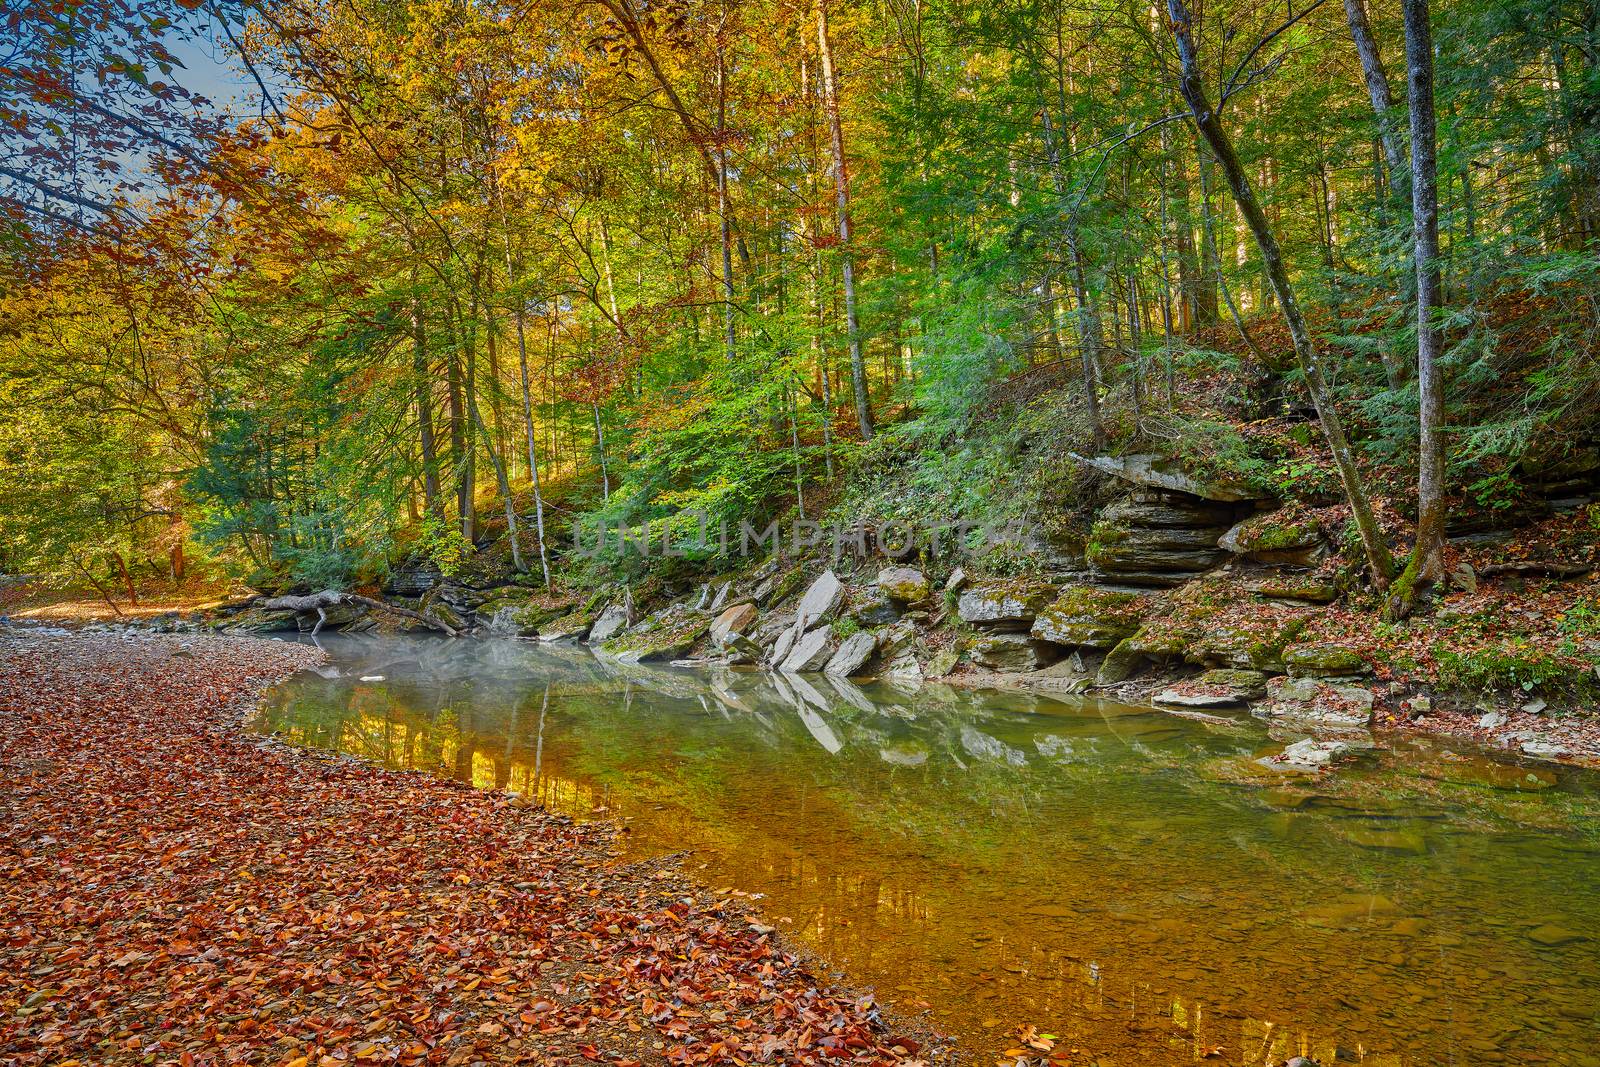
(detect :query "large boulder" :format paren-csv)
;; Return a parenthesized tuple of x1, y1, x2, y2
(781, 626, 836, 673)
(709, 602, 760, 647)
(846, 585, 901, 627)
(824, 630, 879, 678)
(794, 571, 845, 631)
(587, 603, 631, 644)
(1030, 585, 1145, 649)
(970, 634, 1061, 671)
(877, 566, 932, 604)
(957, 580, 1056, 630)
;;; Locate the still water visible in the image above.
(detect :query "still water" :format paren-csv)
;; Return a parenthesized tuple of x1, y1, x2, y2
(257, 635, 1600, 1066)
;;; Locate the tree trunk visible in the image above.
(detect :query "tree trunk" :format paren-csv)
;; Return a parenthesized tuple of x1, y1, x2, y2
(817, 0, 873, 441)
(1069, 240, 1107, 452)
(411, 292, 442, 520)
(1168, 0, 1396, 584)
(1342, 0, 1408, 192)
(1391, 0, 1448, 617)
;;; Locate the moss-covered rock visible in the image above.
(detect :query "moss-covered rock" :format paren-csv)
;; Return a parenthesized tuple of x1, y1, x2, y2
(1219, 510, 1325, 565)
(971, 634, 1060, 671)
(602, 614, 711, 663)
(877, 566, 931, 604)
(1284, 642, 1367, 678)
(1030, 585, 1145, 649)
(538, 611, 595, 642)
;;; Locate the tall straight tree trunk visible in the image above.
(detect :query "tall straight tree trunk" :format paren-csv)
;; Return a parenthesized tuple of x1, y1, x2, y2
(497, 190, 551, 586)
(715, 39, 737, 364)
(1392, 0, 1448, 615)
(1168, 0, 1396, 584)
(468, 391, 524, 573)
(411, 290, 442, 521)
(1343, 0, 1408, 191)
(1069, 240, 1107, 452)
(817, 0, 873, 441)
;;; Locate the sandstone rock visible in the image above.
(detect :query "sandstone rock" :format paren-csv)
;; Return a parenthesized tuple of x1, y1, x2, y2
(876, 619, 917, 660)
(878, 566, 932, 604)
(945, 566, 969, 593)
(781, 626, 835, 672)
(971, 634, 1060, 671)
(709, 602, 759, 647)
(884, 650, 923, 681)
(957, 580, 1056, 630)
(1521, 740, 1570, 759)
(1284, 642, 1367, 678)
(1096, 634, 1149, 685)
(1030, 585, 1144, 649)
(794, 571, 845, 631)
(224, 608, 300, 634)
(824, 630, 878, 677)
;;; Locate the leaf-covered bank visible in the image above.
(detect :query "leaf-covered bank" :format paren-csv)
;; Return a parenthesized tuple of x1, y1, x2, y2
(0, 633, 944, 1067)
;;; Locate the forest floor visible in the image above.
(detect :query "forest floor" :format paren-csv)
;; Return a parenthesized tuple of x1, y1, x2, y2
(0, 632, 946, 1067)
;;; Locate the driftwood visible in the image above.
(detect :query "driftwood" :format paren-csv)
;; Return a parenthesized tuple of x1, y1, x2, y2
(257, 590, 459, 637)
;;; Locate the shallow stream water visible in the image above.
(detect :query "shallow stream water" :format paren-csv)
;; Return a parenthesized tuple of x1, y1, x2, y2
(257, 635, 1600, 1066)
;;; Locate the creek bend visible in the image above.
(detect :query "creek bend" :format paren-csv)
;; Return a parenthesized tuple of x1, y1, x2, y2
(257, 634, 1600, 1066)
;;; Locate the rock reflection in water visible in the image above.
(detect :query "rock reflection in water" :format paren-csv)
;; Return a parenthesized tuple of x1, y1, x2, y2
(257, 635, 1600, 1066)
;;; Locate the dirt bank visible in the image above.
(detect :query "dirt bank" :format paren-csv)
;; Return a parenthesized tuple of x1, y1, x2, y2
(0, 632, 944, 1066)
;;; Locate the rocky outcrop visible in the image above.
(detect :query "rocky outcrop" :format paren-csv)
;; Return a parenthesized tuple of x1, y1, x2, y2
(1086, 493, 1244, 586)
(601, 612, 711, 663)
(971, 634, 1060, 671)
(1154, 668, 1269, 707)
(583, 602, 629, 643)
(957, 580, 1056, 630)
(1071, 452, 1254, 501)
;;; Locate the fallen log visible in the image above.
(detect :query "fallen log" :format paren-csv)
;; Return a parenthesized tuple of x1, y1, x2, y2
(1478, 562, 1594, 581)
(256, 590, 459, 637)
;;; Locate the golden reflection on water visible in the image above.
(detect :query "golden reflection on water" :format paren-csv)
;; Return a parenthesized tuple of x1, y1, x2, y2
(259, 637, 1600, 1066)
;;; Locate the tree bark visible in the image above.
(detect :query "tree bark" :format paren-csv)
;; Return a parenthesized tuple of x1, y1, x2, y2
(817, 0, 874, 441)
(1391, 0, 1448, 617)
(1168, 0, 1396, 584)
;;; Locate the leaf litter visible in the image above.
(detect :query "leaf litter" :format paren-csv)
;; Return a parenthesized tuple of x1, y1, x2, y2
(0, 633, 951, 1066)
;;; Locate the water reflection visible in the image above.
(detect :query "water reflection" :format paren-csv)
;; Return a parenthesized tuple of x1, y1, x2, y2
(258, 635, 1600, 1066)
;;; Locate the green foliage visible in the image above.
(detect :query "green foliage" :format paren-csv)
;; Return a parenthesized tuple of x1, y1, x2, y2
(414, 514, 473, 578)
